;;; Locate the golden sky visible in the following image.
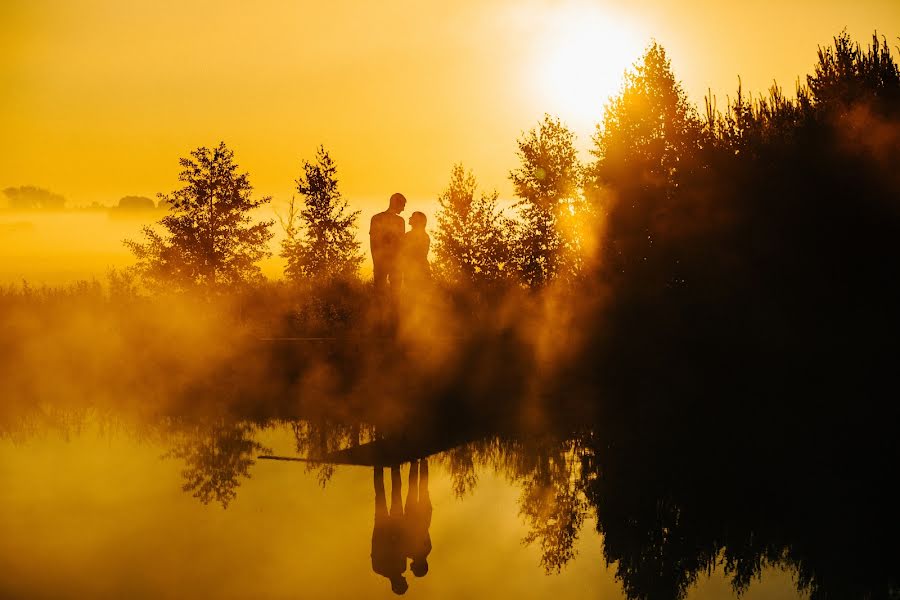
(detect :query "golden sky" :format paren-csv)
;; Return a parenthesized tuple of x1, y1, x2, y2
(2, 0, 899, 210)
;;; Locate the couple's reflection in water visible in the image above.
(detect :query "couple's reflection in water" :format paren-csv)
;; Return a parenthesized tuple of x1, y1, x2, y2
(372, 460, 432, 595)
(157, 415, 899, 600)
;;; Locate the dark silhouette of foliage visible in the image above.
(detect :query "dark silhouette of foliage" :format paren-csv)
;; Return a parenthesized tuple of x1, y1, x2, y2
(587, 43, 703, 285)
(2, 185, 66, 210)
(703, 79, 813, 153)
(577, 32, 900, 597)
(509, 114, 583, 287)
(808, 31, 900, 113)
(167, 421, 271, 509)
(432, 163, 511, 287)
(125, 142, 274, 292)
(444, 445, 479, 499)
(281, 146, 362, 283)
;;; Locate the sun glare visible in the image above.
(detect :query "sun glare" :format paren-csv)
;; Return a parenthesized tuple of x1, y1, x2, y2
(534, 7, 644, 138)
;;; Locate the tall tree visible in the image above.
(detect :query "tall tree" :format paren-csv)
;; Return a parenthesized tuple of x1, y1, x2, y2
(587, 43, 703, 279)
(433, 163, 511, 287)
(125, 142, 274, 292)
(509, 114, 583, 288)
(281, 146, 362, 282)
(808, 31, 900, 114)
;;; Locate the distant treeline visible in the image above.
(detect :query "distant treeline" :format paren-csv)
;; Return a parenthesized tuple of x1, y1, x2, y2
(1, 186, 66, 210)
(0, 187, 161, 211)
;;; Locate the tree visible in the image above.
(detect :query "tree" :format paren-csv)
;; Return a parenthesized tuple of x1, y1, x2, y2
(281, 146, 362, 283)
(808, 31, 900, 114)
(2, 186, 66, 210)
(433, 163, 511, 287)
(116, 195, 156, 210)
(590, 43, 701, 192)
(587, 43, 703, 279)
(509, 114, 583, 288)
(125, 142, 274, 292)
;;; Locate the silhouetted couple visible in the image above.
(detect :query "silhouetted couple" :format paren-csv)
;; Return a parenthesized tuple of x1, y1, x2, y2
(371, 460, 432, 595)
(369, 192, 431, 299)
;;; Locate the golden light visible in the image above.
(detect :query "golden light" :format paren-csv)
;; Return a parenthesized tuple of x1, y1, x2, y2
(532, 5, 644, 138)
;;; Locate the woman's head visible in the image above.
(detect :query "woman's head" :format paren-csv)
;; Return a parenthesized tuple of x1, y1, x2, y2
(409, 211, 427, 230)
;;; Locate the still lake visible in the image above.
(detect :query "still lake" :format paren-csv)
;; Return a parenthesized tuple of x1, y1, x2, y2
(0, 417, 804, 599)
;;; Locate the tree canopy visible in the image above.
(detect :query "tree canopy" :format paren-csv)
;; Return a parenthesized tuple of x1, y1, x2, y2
(433, 163, 511, 287)
(125, 142, 274, 292)
(509, 114, 583, 288)
(281, 146, 362, 283)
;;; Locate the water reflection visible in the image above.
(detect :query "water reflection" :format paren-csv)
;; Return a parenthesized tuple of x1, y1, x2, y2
(291, 419, 375, 486)
(2, 406, 897, 600)
(165, 421, 271, 508)
(372, 465, 407, 594)
(372, 465, 421, 595)
(405, 460, 432, 580)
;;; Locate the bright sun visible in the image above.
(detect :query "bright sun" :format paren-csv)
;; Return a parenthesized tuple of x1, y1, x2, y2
(534, 6, 644, 138)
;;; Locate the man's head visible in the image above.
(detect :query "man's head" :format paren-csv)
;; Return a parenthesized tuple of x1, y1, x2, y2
(409, 211, 426, 230)
(389, 193, 407, 214)
(390, 575, 409, 595)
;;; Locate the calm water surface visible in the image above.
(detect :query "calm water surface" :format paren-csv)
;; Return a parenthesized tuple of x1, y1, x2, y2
(0, 417, 804, 599)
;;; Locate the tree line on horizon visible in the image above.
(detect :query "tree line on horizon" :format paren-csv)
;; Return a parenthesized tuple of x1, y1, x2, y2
(0, 186, 162, 211)
(122, 31, 900, 304)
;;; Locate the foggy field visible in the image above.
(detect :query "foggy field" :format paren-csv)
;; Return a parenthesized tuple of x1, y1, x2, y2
(0, 208, 295, 285)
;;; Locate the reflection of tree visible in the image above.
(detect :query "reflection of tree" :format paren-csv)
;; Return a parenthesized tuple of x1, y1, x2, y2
(496, 437, 588, 573)
(578, 421, 900, 600)
(440, 443, 484, 499)
(291, 419, 374, 486)
(167, 421, 271, 508)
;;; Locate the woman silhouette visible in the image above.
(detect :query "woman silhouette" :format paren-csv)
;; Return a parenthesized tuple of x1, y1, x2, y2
(399, 211, 431, 289)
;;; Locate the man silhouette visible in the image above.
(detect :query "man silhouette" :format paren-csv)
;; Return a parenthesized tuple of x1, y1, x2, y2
(370, 193, 407, 295)
(372, 466, 409, 595)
